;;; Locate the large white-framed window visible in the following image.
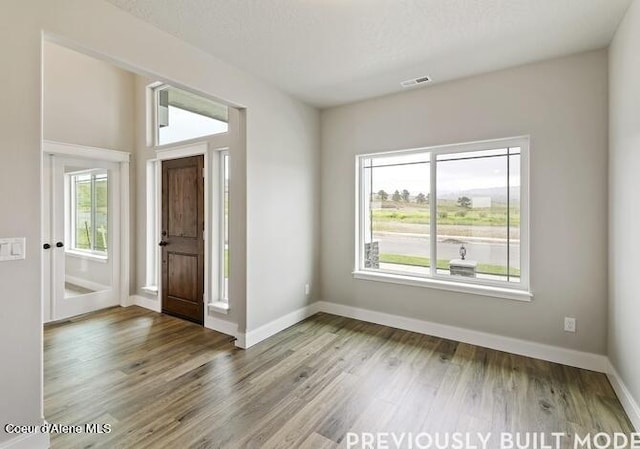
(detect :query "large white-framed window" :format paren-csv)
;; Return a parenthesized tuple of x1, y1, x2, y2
(66, 169, 109, 259)
(355, 136, 530, 301)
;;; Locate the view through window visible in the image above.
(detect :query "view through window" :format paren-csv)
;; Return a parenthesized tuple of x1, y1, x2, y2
(155, 85, 229, 146)
(221, 151, 229, 302)
(69, 171, 109, 255)
(359, 138, 527, 289)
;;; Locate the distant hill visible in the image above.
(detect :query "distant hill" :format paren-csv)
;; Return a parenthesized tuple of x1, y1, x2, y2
(437, 186, 521, 204)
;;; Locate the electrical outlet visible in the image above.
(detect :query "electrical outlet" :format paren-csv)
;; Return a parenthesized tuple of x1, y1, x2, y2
(305, 283, 310, 296)
(564, 317, 576, 333)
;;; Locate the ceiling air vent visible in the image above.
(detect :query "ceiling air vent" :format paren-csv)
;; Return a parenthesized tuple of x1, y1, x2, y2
(400, 75, 432, 88)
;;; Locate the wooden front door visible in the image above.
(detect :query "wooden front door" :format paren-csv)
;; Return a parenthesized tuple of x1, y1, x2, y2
(161, 155, 205, 324)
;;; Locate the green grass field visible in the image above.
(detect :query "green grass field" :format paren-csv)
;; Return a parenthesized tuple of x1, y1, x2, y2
(379, 253, 520, 277)
(371, 201, 519, 227)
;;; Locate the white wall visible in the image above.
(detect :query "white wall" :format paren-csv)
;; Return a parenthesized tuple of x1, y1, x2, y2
(0, 0, 319, 445)
(321, 49, 609, 354)
(43, 40, 135, 152)
(608, 0, 640, 420)
(132, 75, 157, 304)
(0, 3, 44, 442)
(245, 94, 321, 330)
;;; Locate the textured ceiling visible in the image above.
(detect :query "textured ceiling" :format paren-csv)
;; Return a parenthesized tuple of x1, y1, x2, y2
(106, 0, 632, 108)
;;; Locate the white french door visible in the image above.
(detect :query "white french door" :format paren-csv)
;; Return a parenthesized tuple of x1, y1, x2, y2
(43, 153, 122, 322)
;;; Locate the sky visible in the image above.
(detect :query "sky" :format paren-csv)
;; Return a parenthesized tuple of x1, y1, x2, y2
(159, 106, 228, 145)
(366, 150, 521, 195)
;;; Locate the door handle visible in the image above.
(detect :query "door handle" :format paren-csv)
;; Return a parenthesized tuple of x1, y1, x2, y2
(159, 241, 168, 247)
(43, 243, 51, 250)
(56, 242, 64, 248)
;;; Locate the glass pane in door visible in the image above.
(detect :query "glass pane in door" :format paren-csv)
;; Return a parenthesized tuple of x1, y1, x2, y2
(64, 168, 112, 299)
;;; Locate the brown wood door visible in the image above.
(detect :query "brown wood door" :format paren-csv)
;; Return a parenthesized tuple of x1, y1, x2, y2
(161, 155, 205, 324)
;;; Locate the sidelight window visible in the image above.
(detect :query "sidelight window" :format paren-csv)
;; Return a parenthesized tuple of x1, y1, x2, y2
(219, 151, 229, 302)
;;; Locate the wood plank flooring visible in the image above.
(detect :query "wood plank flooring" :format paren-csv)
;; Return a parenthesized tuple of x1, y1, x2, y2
(44, 306, 634, 449)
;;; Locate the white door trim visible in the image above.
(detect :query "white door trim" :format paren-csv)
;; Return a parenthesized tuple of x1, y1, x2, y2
(155, 142, 209, 161)
(43, 140, 130, 162)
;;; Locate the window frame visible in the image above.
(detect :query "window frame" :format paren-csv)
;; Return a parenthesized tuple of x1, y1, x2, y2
(354, 136, 531, 301)
(66, 169, 110, 260)
(142, 159, 159, 294)
(218, 150, 229, 303)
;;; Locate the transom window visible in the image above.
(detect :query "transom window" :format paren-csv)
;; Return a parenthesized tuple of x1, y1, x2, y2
(356, 137, 529, 297)
(68, 171, 109, 256)
(154, 85, 228, 146)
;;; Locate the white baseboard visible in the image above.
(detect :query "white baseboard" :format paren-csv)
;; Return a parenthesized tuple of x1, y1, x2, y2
(236, 302, 321, 349)
(120, 294, 134, 307)
(130, 295, 637, 430)
(204, 313, 238, 339)
(316, 301, 608, 373)
(234, 333, 247, 349)
(129, 294, 161, 313)
(128, 294, 610, 374)
(0, 427, 49, 449)
(232, 300, 607, 372)
(607, 360, 640, 431)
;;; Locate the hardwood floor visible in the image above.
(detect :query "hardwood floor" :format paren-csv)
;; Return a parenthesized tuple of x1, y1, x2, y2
(44, 306, 634, 449)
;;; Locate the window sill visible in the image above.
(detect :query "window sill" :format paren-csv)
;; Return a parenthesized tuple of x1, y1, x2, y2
(208, 301, 230, 314)
(65, 250, 108, 263)
(141, 286, 158, 295)
(352, 270, 532, 302)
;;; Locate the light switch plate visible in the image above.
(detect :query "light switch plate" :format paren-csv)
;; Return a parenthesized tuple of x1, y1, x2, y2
(0, 238, 26, 261)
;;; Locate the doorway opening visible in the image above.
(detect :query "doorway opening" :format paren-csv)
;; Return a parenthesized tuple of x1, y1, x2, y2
(41, 40, 241, 331)
(42, 146, 130, 322)
(147, 83, 237, 326)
